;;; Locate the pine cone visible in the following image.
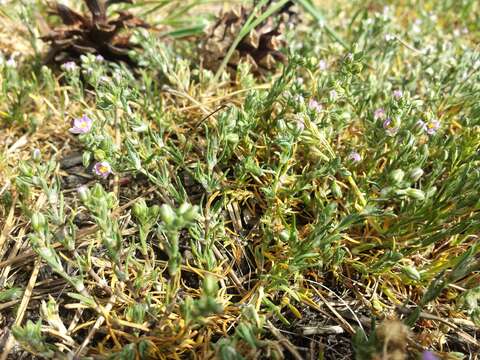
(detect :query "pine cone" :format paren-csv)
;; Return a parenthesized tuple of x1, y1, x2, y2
(200, 1, 297, 76)
(41, 0, 149, 67)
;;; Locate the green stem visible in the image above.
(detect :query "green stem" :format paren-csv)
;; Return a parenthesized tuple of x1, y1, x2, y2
(211, 0, 290, 86)
(295, 0, 350, 50)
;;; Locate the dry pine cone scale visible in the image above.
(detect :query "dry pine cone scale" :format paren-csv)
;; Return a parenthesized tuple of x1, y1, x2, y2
(41, 0, 148, 66)
(200, 1, 297, 76)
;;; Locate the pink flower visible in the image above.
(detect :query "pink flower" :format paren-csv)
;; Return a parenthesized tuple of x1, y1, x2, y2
(418, 119, 440, 135)
(6, 57, 16, 68)
(294, 116, 305, 132)
(69, 115, 93, 134)
(374, 108, 386, 120)
(383, 118, 398, 136)
(348, 151, 361, 162)
(93, 161, 112, 178)
(62, 61, 77, 72)
(383, 118, 392, 128)
(32, 149, 41, 162)
(422, 351, 439, 360)
(308, 99, 323, 113)
(329, 90, 338, 101)
(318, 59, 327, 71)
(393, 89, 403, 99)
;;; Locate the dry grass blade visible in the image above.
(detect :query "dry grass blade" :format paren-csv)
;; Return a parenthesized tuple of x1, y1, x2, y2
(0, 259, 41, 360)
(0, 196, 16, 261)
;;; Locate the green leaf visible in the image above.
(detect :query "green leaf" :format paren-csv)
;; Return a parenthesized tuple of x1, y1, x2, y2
(0, 287, 23, 302)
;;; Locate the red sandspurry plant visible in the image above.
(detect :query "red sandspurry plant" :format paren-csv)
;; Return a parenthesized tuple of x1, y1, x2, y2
(1, 0, 480, 359)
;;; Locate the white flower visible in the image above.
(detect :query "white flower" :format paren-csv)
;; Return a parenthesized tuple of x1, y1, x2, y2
(308, 99, 323, 113)
(385, 34, 395, 42)
(318, 59, 328, 71)
(294, 94, 304, 104)
(329, 90, 338, 101)
(99, 76, 110, 83)
(412, 20, 422, 34)
(364, 18, 374, 26)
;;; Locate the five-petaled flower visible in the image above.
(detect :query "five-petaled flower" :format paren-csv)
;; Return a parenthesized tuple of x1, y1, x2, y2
(318, 59, 328, 71)
(309, 99, 323, 113)
(6, 57, 16, 68)
(383, 117, 398, 136)
(62, 61, 77, 72)
(69, 115, 93, 134)
(93, 161, 112, 178)
(422, 351, 439, 360)
(294, 94, 304, 104)
(329, 90, 338, 101)
(374, 108, 386, 120)
(418, 119, 440, 135)
(349, 151, 362, 162)
(393, 89, 403, 99)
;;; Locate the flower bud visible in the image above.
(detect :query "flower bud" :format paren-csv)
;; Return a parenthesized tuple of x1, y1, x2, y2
(177, 133, 186, 145)
(394, 189, 407, 196)
(82, 151, 91, 167)
(389, 169, 405, 184)
(277, 119, 287, 131)
(31, 213, 46, 233)
(202, 276, 218, 297)
(331, 181, 343, 199)
(32, 149, 41, 163)
(225, 133, 239, 145)
(279, 230, 290, 242)
(301, 192, 312, 206)
(178, 203, 191, 215)
(405, 188, 425, 201)
(244, 157, 263, 177)
(132, 123, 148, 133)
(402, 265, 421, 281)
(90, 183, 104, 199)
(106, 193, 117, 209)
(19, 163, 33, 177)
(48, 191, 58, 205)
(160, 204, 175, 225)
(183, 205, 199, 223)
(93, 149, 106, 161)
(76, 186, 88, 203)
(133, 199, 148, 222)
(31, 176, 42, 187)
(409, 167, 424, 182)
